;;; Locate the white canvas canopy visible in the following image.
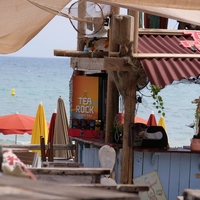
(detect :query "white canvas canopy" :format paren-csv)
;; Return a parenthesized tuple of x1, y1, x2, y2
(90, 0, 200, 10)
(0, 0, 70, 54)
(90, 0, 200, 26)
(1, 0, 200, 54)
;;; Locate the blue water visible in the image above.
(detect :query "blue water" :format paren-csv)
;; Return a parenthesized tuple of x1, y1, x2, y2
(0, 56, 199, 147)
(0, 56, 72, 144)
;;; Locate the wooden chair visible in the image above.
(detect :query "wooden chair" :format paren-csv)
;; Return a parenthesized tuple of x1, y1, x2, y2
(40, 136, 83, 168)
(13, 150, 38, 167)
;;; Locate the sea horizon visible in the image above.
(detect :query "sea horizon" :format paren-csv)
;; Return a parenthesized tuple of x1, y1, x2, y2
(0, 55, 199, 147)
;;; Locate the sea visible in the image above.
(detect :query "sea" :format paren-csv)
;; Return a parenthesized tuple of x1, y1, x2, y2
(0, 55, 200, 148)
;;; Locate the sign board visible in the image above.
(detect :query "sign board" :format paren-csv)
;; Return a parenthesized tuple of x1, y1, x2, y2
(180, 31, 200, 50)
(72, 76, 99, 120)
(133, 170, 167, 200)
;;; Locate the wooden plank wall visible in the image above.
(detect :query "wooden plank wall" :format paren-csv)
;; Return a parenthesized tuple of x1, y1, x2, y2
(77, 142, 200, 200)
(133, 151, 200, 200)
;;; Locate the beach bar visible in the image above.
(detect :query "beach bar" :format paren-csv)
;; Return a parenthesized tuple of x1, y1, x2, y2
(71, 138, 200, 199)
(53, 3, 200, 200)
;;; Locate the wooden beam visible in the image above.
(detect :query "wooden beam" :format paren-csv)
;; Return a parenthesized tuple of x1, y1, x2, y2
(104, 57, 133, 71)
(131, 53, 200, 58)
(1, 144, 76, 151)
(126, 10, 139, 185)
(138, 28, 185, 35)
(54, 49, 108, 58)
(55, 50, 200, 59)
(71, 57, 104, 71)
(71, 54, 200, 72)
(105, 6, 120, 143)
(109, 53, 200, 58)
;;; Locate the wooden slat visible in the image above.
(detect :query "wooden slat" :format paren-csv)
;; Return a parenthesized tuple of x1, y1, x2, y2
(13, 151, 38, 167)
(71, 57, 104, 71)
(54, 49, 108, 58)
(30, 167, 111, 175)
(0, 175, 140, 199)
(138, 28, 184, 35)
(56, 50, 200, 60)
(29, 167, 111, 184)
(2, 144, 76, 150)
(42, 161, 84, 168)
(66, 184, 149, 193)
(40, 136, 46, 162)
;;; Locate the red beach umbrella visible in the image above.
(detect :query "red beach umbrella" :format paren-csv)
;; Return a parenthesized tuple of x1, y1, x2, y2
(0, 113, 35, 134)
(147, 111, 157, 126)
(46, 111, 56, 159)
(134, 116, 147, 124)
(47, 111, 57, 144)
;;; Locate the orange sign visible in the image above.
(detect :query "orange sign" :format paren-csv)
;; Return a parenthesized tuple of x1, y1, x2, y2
(72, 76, 99, 120)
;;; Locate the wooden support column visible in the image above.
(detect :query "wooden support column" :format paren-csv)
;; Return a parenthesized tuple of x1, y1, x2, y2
(105, 77, 118, 143)
(121, 81, 137, 184)
(75, 1, 85, 76)
(109, 14, 137, 184)
(124, 10, 139, 184)
(105, 7, 120, 143)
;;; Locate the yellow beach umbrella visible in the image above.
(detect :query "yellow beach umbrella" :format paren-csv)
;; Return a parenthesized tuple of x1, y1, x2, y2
(158, 116, 166, 132)
(31, 102, 49, 155)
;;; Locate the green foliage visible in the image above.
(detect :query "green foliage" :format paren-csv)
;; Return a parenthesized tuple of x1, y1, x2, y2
(151, 84, 165, 117)
(195, 104, 200, 120)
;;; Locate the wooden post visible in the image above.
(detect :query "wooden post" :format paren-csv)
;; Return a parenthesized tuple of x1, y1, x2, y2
(77, 1, 86, 51)
(48, 142, 53, 162)
(124, 10, 139, 184)
(40, 136, 46, 162)
(196, 96, 200, 135)
(105, 7, 120, 143)
(128, 10, 139, 53)
(105, 77, 118, 143)
(121, 81, 137, 184)
(110, 14, 137, 184)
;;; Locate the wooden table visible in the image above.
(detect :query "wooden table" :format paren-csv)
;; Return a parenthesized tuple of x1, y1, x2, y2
(42, 158, 84, 168)
(0, 175, 140, 199)
(183, 189, 200, 200)
(29, 167, 111, 184)
(42, 161, 84, 168)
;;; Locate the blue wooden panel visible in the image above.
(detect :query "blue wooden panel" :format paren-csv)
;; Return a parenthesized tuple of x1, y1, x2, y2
(89, 145, 95, 167)
(133, 151, 144, 178)
(157, 152, 170, 199)
(168, 153, 181, 200)
(82, 145, 92, 167)
(179, 153, 191, 195)
(76, 141, 200, 197)
(92, 146, 100, 168)
(190, 153, 200, 188)
(78, 143, 83, 163)
(143, 152, 159, 174)
(81, 145, 86, 166)
(87, 146, 94, 167)
(114, 148, 122, 183)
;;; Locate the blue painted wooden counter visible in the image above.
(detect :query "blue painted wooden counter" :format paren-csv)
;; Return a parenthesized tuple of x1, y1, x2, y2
(72, 137, 200, 200)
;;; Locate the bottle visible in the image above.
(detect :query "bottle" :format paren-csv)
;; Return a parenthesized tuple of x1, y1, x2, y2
(84, 45, 89, 52)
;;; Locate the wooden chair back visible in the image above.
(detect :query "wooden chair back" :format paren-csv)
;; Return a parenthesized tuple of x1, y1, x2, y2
(13, 150, 38, 167)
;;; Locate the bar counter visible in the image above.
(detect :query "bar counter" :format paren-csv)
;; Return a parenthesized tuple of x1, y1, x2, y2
(71, 137, 194, 153)
(71, 137, 200, 200)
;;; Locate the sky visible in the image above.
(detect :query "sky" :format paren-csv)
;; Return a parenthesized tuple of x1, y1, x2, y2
(10, 12, 178, 58)
(10, 16, 77, 58)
